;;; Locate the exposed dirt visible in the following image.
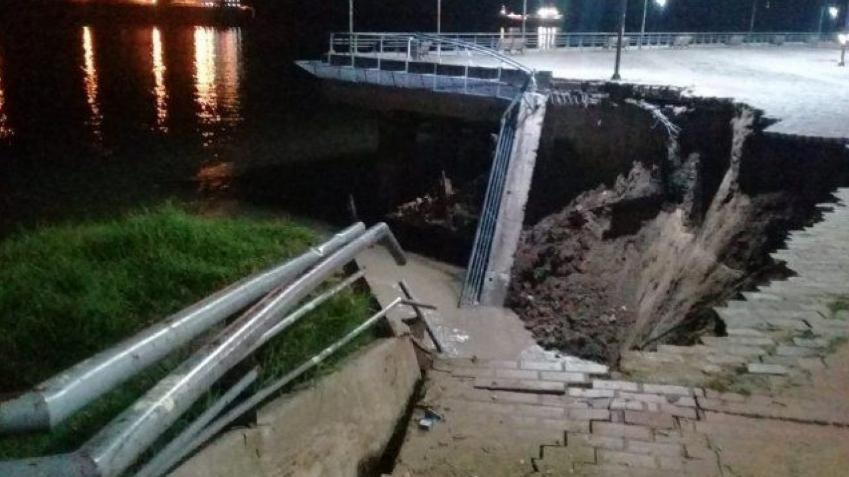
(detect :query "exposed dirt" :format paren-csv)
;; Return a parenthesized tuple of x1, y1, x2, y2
(508, 96, 847, 366)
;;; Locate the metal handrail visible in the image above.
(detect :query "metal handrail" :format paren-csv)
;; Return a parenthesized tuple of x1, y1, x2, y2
(0, 223, 409, 477)
(0, 223, 367, 434)
(141, 297, 420, 477)
(460, 77, 531, 306)
(332, 30, 826, 52)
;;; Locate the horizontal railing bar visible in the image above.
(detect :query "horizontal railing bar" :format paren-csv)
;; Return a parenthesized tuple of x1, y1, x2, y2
(160, 297, 413, 477)
(135, 368, 260, 477)
(0, 223, 367, 434)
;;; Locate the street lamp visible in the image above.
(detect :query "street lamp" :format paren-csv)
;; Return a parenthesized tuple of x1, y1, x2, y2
(749, 0, 758, 33)
(612, 0, 627, 80)
(640, 0, 668, 49)
(819, 5, 840, 37)
(522, 0, 528, 37)
(437, 0, 442, 34)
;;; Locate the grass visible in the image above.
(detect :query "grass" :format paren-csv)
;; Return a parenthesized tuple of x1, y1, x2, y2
(0, 204, 377, 459)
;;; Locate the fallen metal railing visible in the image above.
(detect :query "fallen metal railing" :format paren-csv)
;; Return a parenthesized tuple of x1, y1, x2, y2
(0, 223, 366, 434)
(137, 296, 434, 477)
(0, 222, 422, 477)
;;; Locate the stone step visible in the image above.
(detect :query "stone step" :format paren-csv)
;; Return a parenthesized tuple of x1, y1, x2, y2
(700, 335, 775, 347)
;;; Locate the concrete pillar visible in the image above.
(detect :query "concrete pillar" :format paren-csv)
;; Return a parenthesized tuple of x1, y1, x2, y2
(479, 92, 548, 306)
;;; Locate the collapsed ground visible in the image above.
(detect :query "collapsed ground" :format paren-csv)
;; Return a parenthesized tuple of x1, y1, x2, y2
(388, 84, 849, 366)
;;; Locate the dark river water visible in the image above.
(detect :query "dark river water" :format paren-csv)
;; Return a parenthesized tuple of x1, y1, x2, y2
(0, 8, 389, 234)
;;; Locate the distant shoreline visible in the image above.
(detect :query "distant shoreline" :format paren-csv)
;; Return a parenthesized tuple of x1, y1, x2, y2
(0, 1, 255, 26)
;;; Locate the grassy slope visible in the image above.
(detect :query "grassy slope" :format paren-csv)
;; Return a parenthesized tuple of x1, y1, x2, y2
(0, 204, 375, 458)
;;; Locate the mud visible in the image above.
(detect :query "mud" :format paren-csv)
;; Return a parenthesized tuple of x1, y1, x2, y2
(508, 91, 848, 366)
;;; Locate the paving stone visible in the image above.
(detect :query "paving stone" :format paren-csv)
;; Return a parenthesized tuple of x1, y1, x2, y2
(521, 360, 563, 371)
(704, 343, 768, 357)
(597, 449, 657, 468)
(656, 455, 685, 471)
(571, 463, 681, 477)
(618, 392, 667, 404)
(569, 387, 616, 398)
(592, 422, 653, 440)
(571, 433, 626, 450)
(641, 384, 694, 396)
(668, 396, 697, 408)
(485, 390, 542, 404)
(540, 371, 589, 384)
(624, 410, 676, 429)
(538, 394, 589, 408)
(658, 404, 699, 420)
(701, 335, 776, 347)
(793, 337, 828, 348)
(747, 363, 789, 375)
(775, 345, 820, 357)
(495, 368, 540, 379)
(474, 378, 565, 394)
(516, 403, 567, 419)
(485, 360, 519, 369)
(569, 408, 612, 421)
(685, 444, 716, 460)
(589, 398, 612, 409)
(610, 398, 646, 411)
(451, 367, 495, 378)
(539, 418, 591, 433)
(763, 318, 810, 331)
(593, 379, 641, 392)
(538, 444, 596, 466)
(625, 439, 683, 457)
(563, 361, 610, 375)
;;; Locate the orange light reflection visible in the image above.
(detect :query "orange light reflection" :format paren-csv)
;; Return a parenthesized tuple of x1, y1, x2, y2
(82, 26, 102, 140)
(0, 48, 12, 141)
(152, 27, 168, 132)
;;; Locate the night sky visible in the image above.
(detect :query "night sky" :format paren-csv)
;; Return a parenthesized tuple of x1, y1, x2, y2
(277, 0, 847, 35)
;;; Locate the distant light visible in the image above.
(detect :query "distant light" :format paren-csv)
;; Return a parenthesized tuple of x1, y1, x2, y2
(839, 33, 849, 45)
(829, 6, 840, 20)
(536, 6, 562, 20)
(655, 0, 668, 8)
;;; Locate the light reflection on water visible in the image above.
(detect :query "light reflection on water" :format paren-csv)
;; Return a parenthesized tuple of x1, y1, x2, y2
(0, 24, 243, 149)
(82, 26, 103, 140)
(152, 27, 168, 132)
(193, 26, 242, 147)
(0, 45, 11, 141)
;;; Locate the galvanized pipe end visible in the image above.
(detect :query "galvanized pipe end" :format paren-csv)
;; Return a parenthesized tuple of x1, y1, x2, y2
(0, 392, 51, 434)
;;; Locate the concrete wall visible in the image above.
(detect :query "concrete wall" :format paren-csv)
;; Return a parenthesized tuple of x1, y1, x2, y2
(169, 337, 421, 477)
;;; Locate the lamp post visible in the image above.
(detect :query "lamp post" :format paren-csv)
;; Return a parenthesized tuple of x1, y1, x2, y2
(522, 0, 528, 37)
(437, 0, 441, 34)
(640, 0, 667, 49)
(613, 0, 627, 80)
(749, 0, 758, 33)
(349, 0, 355, 66)
(820, 6, 840, 38)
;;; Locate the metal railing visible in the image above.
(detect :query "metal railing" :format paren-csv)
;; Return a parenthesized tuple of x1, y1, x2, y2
(459, 80, 532, 307)
(0, 222, 426, 477)
(331, 31, 826, 54)
(310, 32, 537, 101)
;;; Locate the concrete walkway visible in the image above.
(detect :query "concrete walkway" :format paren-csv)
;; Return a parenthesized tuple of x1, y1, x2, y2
(407, 45, 849, 139)
(385, 189, 849, 476)
(358, 247, 565, 361)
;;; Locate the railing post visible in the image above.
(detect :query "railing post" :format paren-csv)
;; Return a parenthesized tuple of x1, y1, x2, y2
(378, 35, 383, 71)
(350, 33, 356, 67)
(405, 36, 411, 73)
